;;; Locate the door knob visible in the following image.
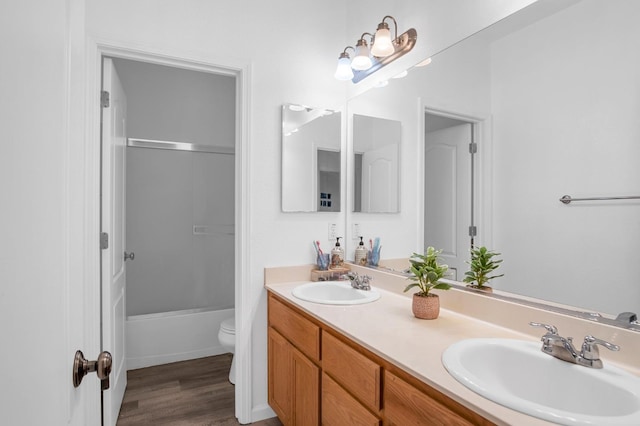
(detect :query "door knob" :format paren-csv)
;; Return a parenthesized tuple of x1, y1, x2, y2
(124, 251, 135, 261)
(73, 350, 112, 390)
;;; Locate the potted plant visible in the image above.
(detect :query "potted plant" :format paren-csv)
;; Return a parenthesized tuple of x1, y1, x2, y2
(403, 247, 451, 319)
(463, 246, 504, 293)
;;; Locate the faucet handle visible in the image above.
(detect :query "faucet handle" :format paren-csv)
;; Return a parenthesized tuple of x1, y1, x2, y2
(529, 322, 558, 335)
(581, 335, 620, 360)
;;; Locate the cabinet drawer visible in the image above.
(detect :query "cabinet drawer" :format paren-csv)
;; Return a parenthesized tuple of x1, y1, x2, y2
(322, 373, 380, 426)
(322, 331, 381, 411)
(268, 294, 320, 362)
(384, 371, 480, 426)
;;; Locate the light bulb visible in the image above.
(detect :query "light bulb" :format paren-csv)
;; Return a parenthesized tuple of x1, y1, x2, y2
(351, 39, 372, 71)
(371, 22, 394, 57)
(334, 54, 354, 81)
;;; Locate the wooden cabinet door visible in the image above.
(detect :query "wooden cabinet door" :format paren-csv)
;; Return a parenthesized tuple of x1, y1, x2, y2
(384, 371, 476, 426)
(322, 373, 380, 426)
(268, 327, 293, 424)
(293, 347, 319, 426)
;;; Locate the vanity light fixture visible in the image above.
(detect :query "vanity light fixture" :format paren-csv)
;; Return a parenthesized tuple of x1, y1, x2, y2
(334, 15, 417, 83)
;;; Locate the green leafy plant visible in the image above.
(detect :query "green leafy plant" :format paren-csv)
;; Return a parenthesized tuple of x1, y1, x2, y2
(463, 246, 504, 288)
(404, 247, 451, 296)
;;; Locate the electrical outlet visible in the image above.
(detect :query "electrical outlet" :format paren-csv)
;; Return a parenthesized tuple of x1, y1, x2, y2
(352, 223, 361, 239)
(328, 223, 337, 241)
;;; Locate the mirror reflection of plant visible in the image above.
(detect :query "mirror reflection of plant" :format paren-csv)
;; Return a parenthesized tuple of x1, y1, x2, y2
(463, 246, 504, 288)
(404, 247, 451, 296)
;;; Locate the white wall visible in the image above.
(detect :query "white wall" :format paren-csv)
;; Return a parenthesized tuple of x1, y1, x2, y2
(113, 58, 236, 146)
(490, 0, 640, 314)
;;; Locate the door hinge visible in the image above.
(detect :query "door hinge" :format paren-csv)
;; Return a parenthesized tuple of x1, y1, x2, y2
(100, 232, 109, 250)
(469, 142, 478, 154)
(468, 225, 477, 237)
(101, 90, 110, 108)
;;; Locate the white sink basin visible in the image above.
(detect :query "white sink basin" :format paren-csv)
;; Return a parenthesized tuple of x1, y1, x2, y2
(442, 338, 640, 425)
(291, 281, 380, 305)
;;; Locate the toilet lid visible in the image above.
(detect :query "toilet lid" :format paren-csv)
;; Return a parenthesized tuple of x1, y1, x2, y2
(220, 318, 235, 334)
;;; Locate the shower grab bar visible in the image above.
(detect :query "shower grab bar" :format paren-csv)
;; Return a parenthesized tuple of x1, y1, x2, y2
(559, 194, 640, 204)
(127, 138, 235, 155)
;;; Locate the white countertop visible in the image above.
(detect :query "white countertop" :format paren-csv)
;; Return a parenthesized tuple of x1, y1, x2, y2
(266, 280, 558, 426)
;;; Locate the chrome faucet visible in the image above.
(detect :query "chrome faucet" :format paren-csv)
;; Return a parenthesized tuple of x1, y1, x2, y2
(342, 272, 372, 291)
(530, 322, 620, 368)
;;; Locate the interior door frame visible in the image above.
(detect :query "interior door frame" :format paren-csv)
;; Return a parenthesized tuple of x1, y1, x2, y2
(84, 39, 252, 423)
(417, 101, 493, 253)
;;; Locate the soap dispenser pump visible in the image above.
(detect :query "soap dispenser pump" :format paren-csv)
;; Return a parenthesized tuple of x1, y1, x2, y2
(355, 236, 367, 266)
(330, 237, 344, 269)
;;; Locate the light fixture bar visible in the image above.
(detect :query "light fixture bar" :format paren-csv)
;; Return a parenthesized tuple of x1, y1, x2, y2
(352, 27, 417, 83)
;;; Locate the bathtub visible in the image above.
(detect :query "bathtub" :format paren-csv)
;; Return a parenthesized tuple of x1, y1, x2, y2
(126, 306, 234, 370)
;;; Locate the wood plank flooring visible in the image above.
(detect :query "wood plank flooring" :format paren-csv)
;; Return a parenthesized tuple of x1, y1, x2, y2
(117, 354, 282, 426)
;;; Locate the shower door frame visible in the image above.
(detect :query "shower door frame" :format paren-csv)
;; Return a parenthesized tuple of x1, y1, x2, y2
(84, 40, 253, 423)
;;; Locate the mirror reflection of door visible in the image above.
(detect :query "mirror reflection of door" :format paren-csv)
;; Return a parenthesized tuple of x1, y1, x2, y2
(424, 113, 475, 280)
(317, 149, 340, 212)
(352, 114, 400, 213)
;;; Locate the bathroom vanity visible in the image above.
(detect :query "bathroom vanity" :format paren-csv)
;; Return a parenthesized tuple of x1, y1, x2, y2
(268, 291, 491, 425)
(265, 264, 640, 425)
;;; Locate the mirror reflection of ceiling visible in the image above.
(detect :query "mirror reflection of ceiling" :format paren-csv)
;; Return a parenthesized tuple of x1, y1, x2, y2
(347, 0, 640, 317)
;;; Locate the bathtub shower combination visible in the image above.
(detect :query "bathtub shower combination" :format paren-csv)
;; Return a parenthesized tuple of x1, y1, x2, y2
(125, 139, 235, 375)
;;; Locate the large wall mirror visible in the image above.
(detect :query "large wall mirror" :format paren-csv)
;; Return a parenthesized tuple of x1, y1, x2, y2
(282, 104, 342, 212)
(346, 0, 640, 320)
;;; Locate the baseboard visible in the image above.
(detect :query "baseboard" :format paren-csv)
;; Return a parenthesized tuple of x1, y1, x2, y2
(127, 345, 227, 370)
(250, 403, 277, 423)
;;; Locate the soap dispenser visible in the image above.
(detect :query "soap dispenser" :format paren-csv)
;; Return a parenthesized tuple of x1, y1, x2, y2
(355, 236, 367, 266)
(330, 237, 344, 269)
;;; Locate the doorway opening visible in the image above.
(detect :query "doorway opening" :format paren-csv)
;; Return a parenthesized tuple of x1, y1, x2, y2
(100, 54, 241, 425)
(423, 111, 479, 280)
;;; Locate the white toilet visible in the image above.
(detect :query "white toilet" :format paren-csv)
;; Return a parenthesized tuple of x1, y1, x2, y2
(218, 317, 236, 384)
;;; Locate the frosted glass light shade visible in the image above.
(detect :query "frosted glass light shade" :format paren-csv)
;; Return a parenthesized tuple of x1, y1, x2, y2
(334, 56, 354, 81)
(372, 26, 394, 57)
(351, 42, 373, 71)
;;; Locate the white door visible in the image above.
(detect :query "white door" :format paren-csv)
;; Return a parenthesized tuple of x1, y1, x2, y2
(424, 122, 473, 279)
(101, 57, 128, 425)
(361, 144, 399, 212)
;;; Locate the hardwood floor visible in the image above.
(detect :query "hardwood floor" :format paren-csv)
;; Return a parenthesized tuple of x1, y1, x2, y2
(117, 354, 283, 426)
